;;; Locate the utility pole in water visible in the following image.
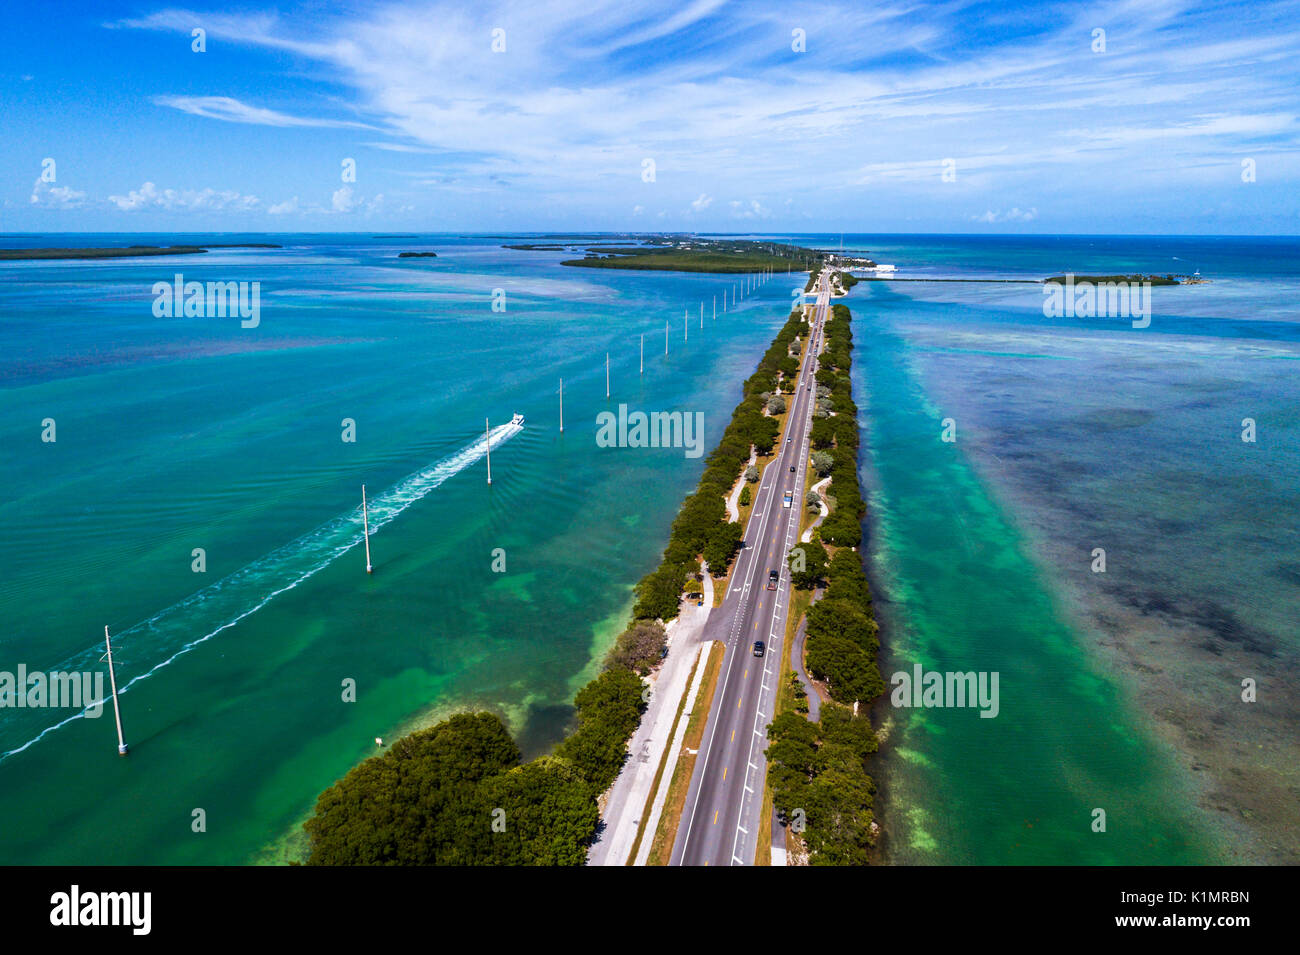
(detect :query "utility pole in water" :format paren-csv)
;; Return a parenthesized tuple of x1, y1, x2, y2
(103, 627, 128, 756)
(362, 485, 372, 573)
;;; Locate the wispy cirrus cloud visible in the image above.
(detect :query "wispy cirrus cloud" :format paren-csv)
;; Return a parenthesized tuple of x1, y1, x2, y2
(76, 0, 1300, 229)
(152, 95, 376, 129)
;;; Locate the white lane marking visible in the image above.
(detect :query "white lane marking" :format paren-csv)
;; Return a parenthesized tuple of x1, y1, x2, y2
(677, 384, 797, 862)
(709, 290, 831, 866)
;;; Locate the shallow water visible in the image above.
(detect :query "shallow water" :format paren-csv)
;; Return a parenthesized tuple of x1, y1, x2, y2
(0, 234, 795, 863)
(2, 232, 1293, 865)
(835, 235, 1299, 864)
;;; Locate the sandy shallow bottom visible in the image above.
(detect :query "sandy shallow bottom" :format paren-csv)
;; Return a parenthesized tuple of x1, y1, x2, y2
(984, 479, 1300, 865)
(910, 321, 1300, 865)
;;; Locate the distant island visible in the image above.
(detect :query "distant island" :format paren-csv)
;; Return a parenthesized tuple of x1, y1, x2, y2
(0, 243, 280, 261)
(397, 251, 438, 258)
(1044, 273, 1183, 286)
(557, 237, 854, 274)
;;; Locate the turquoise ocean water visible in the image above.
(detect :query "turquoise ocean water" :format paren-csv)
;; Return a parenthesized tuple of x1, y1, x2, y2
(0, 234, 796, 863)
(1, 233, 1295, 864)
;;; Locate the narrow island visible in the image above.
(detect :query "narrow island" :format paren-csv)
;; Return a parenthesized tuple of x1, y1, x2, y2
(0, 243, 280, 261)
(397, 251, 438, 258)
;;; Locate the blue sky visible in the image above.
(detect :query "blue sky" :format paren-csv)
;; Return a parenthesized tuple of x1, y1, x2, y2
(4, 0, 1299, 233)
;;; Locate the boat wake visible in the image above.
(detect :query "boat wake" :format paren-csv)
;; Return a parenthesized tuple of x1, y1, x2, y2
(0, 420, 523, 761)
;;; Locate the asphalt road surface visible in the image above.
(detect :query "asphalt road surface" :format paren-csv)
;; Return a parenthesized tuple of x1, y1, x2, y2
(670, 271, 831, 866)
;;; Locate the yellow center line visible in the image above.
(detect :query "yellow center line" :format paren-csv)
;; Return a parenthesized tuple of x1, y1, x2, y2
(713, 810, 718, 825)
(722, 767, 727, 781)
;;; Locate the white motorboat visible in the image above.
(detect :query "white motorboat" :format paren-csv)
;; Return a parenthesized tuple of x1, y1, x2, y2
(511, 413, 525, 427)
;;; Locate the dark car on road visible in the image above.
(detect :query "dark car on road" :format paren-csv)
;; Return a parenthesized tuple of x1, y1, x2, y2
(752, 641, 765, 657)
(767, 569, 779, 590)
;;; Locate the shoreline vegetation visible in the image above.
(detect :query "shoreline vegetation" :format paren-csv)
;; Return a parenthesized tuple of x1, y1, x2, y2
(0, 244, 280, 260)
(300, 280, 822, 866)
(767, 293, 887, 866)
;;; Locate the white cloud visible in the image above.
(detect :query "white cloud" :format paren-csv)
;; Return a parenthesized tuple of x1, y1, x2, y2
(972, 207, 1038, 224)
(30, 179, 87, 208)
(107, 181, 260, 212)
(268, 197, 301, 215)
(729, 199, 769, 219)
(331, 186, 356, 213)
(330, 186, 384, 214)
(111, 1, 1300, 225)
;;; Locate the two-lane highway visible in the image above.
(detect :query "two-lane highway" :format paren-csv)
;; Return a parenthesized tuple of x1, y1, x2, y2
(671, 270, 832, 866)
